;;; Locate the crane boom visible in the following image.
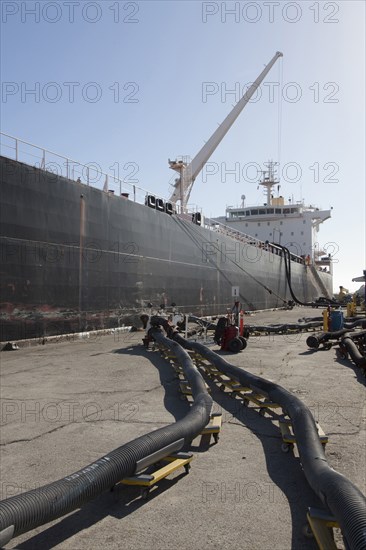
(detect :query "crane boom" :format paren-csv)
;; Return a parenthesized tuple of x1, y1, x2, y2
(169, 51, 283, 209)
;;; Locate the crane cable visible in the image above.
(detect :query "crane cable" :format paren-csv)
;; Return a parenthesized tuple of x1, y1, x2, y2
(277, 56, 283, 172)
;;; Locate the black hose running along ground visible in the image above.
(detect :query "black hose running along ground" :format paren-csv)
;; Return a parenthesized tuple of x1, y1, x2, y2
(247, 321, 322, 334)
(0, 330, 212, 546)
(306, 328, 351, 349)
(344, 319, 366, 330)
(172, 334, 366, 550)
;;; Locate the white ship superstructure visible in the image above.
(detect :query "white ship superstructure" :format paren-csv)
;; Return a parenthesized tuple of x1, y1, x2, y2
(214, 161, 331, 269)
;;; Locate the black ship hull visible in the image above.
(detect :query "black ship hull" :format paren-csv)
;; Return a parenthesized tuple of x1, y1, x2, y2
(0, 157, 332, 341)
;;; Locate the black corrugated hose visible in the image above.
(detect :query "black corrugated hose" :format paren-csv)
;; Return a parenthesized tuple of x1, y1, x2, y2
(0, 329, 212, 546)
(173, 334, 366, 550)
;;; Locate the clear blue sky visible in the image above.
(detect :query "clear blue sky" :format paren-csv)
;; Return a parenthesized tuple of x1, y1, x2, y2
(1, 0, 365, 292)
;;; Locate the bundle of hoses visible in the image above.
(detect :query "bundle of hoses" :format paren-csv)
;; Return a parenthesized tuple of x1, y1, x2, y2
(301, 316, 366, 326)
(172, 333, 366, 550)
(277, 244, 340, 308)
(341, 331, 366, 370)
(306, 328, 350, 349)
(0, 330, 212, 546)
(307, 329, 366, 370)
(247, 321, 322, 333)
(249, 320, 365, 337)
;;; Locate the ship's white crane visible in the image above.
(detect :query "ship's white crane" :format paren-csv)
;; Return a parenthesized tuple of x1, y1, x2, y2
(168, 51, 283, 211)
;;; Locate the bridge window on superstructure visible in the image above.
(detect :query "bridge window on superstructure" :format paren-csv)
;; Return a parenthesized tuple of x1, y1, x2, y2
(291, 208, 298, 213)
(259, 209, 266, 215)
(275, 208, 281, 214)
(251, 210, 258, 215)
(283, 208, 290, 214)
(267, 208, 274, 214)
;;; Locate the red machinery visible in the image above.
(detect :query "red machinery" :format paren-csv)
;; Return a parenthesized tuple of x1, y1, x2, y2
(214, 313, 247, 353)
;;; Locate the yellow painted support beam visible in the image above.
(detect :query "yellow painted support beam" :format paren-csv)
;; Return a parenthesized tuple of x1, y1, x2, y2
(279, 421, 328, 445)
(120, 454, 193, 492)
(200, 413, 223, 443)
(306, 508, 339, 550)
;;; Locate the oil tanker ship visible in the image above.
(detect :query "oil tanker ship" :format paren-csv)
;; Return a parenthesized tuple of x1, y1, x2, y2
(0, 53, 333, 341)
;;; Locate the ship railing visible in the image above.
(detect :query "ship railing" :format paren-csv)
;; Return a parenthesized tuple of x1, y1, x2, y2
(203, 216, 305, 265)
(0, 132, 168, 207)
(204, 216, 264, 246)
(0, 133, 210, 213)
(0, 133, 305, 265)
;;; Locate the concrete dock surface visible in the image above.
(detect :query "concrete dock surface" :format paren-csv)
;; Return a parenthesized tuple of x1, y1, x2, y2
(1, 307, 365, 550)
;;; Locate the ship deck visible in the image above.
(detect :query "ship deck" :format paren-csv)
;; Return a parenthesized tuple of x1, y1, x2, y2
(1, 307, 365, 550)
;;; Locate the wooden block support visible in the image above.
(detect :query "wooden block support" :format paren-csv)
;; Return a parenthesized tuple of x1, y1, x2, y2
(200, 413, 223, 443)
(279, 421, 328, 453)
(306, 507, 339, 550)
(200, 365, 221, 380)
(216, 375, 250, 394)
(120, 452, 193, 499)
(240, 391, 281, 410)
(179, 380, 210, 396)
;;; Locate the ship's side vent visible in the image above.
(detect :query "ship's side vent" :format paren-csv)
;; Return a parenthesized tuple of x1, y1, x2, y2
(165, 202, 173, 215)
(193, 212, 202, 226)
(146, 195, 156, 208)
(156, 198, 165, 212)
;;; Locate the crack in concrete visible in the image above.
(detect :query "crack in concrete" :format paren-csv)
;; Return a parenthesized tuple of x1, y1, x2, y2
(326, 430, 362, 437)
(0, 418, 172, 447)
(0, 423, 69, 446)
(0, 386, 163, 402)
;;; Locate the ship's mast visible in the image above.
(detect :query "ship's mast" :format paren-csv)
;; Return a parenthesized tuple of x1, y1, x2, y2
(169, 51, 283, 211)
(258, 161, 280, 206)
